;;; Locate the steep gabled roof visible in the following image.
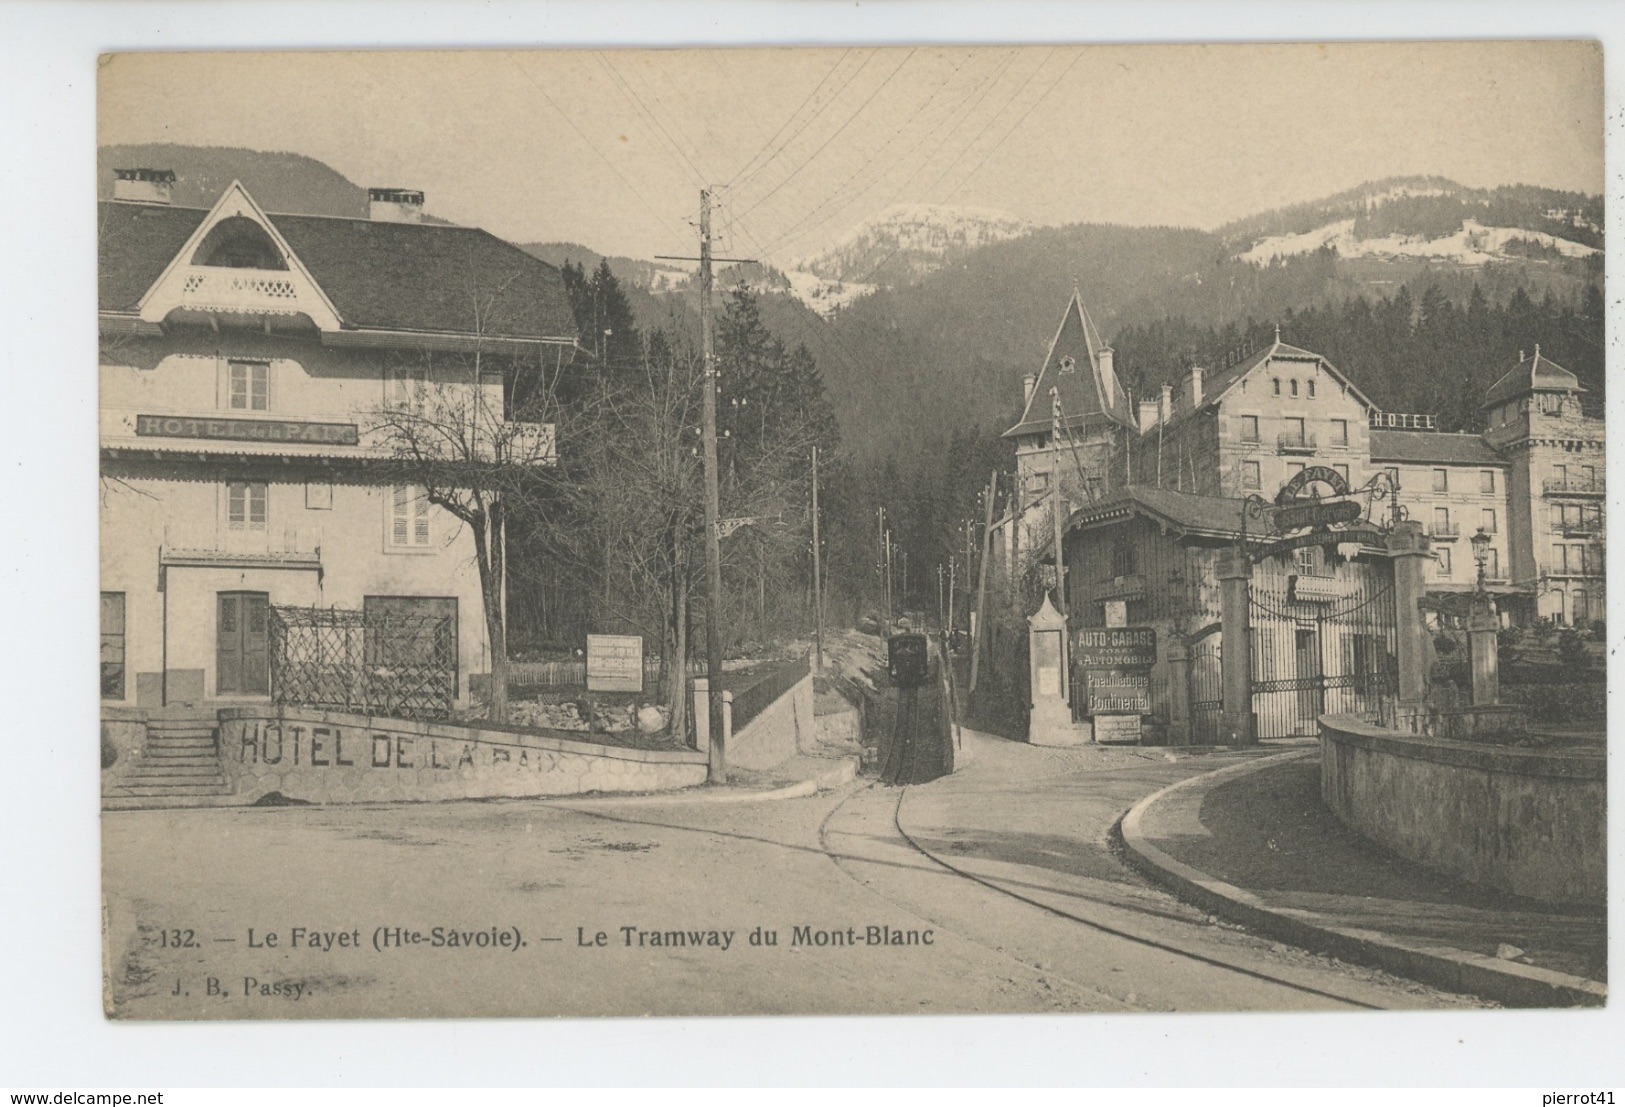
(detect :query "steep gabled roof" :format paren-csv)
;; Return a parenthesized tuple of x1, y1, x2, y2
(1154, 330, 1378, 435)
(99, 188, 577, 343)
(1481, 346, 1585, 409)
(1369, 429, 1505, 467)
(1005, 288, 1135, 438)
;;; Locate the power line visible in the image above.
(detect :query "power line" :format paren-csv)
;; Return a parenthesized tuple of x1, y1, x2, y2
(594, 54, 708, 190)
(940, 48, 1081, 202)
(730, 49, 918, 226)
(725, 49, 857, 191)
(749, 48, 982, 259)
(504, 53, 690, 255)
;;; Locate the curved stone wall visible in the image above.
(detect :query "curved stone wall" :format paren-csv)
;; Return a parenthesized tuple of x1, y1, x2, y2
(218, 707, 708, 805)
(1320, 715, 1605, 907)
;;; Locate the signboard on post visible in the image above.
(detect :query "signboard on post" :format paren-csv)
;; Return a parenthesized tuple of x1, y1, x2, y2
(586, 634, 644, 692)
(1075, 627, 1157, 668)
(1076, 626, 1156, 742)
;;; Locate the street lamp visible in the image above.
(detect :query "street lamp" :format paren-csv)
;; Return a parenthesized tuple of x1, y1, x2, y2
(1470, 526, 1491, 594)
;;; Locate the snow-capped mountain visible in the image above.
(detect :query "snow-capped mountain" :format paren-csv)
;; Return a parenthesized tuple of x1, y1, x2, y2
(1238, 217, 1600, 267)
(797, 204, 1035, 285)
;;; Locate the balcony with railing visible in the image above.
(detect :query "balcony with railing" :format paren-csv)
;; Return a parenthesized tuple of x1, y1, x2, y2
(160, 525, 323, 572)
(177, 267, 307, 317)
(1544, 476, 1605, 497)
(1428, 520, 1461, 539)
(1276, 431, 1317, 455)
(1561, 518, 1605, 537)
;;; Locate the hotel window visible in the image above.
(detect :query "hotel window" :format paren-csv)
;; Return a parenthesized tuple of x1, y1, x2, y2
(1290, 379, 1299, 397)
(1307, 379, 1316, 398)
(1480, 470, 1495, 494)
(389, 484, 432, 548)
(1111, 542, 1137, 579)
(228, 360, 269, 411)
(1486, 548, 1500, 579)
(1481, 508, 1497, 534)
(1272, 378, 1281, 396)
(1552, 544, 1567, 574)
(1432, 468, 1448, 493)
(1582, 465, 1597, 488)
(101, 592, 126, 700)
(1284, 417, 1306, 446)
(1241, 461, 1261, 490)
(1573, 589, 1590, 625)
(387, 365, 430, 409)
(1238, 415, 1259, 442)
(1553, 464, 1568, 487)
(226, 481, 268, 531)
(1330, 419, 1348, 446)
(1433, 507, 1450, 534)
(1435, 547, 1452, 578)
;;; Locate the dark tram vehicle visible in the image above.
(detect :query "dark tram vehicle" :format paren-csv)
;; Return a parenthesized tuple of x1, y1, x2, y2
(887, 631, 929, 687)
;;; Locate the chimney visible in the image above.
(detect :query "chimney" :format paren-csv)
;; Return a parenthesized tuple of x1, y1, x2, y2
(369, 187, 425, 224)
(1188, 365, 1205, 410)
(1098, 346, 1116, 408)
(1160, 383, 1174, 423)
(1138, 400, 1160, 434)
(112, 168, 175, 205)
(1022, 373, 1038, 407)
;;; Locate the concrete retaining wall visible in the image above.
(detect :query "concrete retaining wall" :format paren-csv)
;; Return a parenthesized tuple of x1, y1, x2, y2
(218, 707, 707, 804)
(1320, 714, 1605, 907)
(727, 672, 816, 771)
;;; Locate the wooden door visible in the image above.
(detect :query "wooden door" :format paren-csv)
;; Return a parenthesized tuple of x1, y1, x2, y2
(217, 591, 270, 695)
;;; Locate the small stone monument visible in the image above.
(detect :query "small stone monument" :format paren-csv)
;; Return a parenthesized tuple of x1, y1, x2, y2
(1028, 592, 1090, 746)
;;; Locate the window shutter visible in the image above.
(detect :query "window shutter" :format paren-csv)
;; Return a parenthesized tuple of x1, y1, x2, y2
(413, 490, 430, 546)
(392, 485, 410, 545)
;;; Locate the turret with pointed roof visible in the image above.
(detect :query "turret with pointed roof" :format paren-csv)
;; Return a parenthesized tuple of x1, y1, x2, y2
(1481, 345, 1586, 411)
(1004, 287, 1135, 439)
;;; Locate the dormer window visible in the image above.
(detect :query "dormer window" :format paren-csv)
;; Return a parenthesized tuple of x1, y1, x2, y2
(192, 216, 287, 270)
(1058, 355, 1077, 374)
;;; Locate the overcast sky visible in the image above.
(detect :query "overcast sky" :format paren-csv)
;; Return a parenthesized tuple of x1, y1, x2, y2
(99, 41, 1602, 265)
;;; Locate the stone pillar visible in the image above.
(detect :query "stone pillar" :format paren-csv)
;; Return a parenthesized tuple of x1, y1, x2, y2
(1027, 593, 1089, 746)
(1468, 601, 1500, 706)
(721, 689, 735, 749)
(692, 678, 711, 754)
(1386, 520, 1434, 708)
(1164, 641, 1191, 745)
(1217, 547, 1253, 744)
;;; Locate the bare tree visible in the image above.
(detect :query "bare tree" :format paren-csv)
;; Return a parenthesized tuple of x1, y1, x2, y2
(367, 272, 576, 724)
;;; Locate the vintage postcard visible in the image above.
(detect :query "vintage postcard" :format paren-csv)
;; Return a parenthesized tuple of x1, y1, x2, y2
(98, 41, 1605, 1021)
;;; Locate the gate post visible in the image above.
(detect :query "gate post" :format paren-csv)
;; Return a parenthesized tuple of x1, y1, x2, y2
(1386, 520, 1434, 710)
(1217, 548, 1254, 744)
(1468, 599, 1500, 706)
(1165, 640, 1191, 745)
(692, 677, 711, 754)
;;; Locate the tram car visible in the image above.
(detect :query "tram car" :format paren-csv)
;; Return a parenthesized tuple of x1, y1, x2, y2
(886, 630, 930, 687)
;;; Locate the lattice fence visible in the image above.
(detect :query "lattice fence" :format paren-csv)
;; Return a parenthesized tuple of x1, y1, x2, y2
(269, 605, 457, 720)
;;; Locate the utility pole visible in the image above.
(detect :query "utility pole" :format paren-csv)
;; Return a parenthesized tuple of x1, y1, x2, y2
(811, 445, 823, 673)
(884, 531, 894, 627)
(699, 189, 726, 784)
(876, 506, 887, 624)
(969, 469, 997, 694)
(653, 194, 755, 784)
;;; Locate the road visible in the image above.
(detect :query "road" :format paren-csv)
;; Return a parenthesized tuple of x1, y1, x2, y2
(101, 731, 1484, 1019)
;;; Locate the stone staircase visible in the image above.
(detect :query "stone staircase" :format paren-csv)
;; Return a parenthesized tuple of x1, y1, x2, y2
(103, 712, 231, 810)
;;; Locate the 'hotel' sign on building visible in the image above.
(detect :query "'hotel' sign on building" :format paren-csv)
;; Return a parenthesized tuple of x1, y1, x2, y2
(135, 414, 360, 446)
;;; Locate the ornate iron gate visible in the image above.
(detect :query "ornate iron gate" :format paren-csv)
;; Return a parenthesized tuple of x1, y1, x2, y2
(1188, 630, 1223, 744)
(1247, 566, 1398, 739)
(269, 605, 458, 720)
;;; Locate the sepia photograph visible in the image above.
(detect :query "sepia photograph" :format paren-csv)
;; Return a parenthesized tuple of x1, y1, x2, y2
(90, 37, 1606, 1029)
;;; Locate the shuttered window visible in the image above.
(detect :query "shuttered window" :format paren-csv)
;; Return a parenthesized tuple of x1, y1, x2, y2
(227, 482, 268, 530)
(389, 484, 431, 548)
(228, 361, 270, 411)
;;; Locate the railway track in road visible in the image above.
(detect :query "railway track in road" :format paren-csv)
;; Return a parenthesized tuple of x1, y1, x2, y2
(817, 781, 1388, 1012)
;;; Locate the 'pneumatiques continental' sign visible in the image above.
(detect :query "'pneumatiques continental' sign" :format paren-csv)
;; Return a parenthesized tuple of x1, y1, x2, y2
(136, 414, 360, 445)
